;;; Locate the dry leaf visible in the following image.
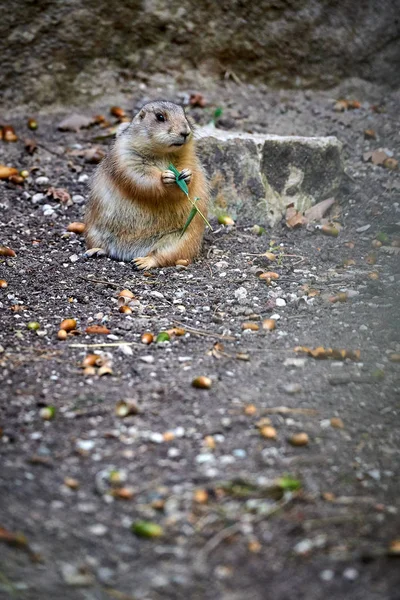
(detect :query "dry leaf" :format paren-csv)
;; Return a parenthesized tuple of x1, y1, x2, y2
(69, 146, 105, 163)
(24, 138, 37, 154)
(189, 93, 207, 108)
(46, 187, 72, 205)
(67, 222, 85, 234)
(58, 114, 95, 132)
(286, 206, 306, 228)
(85, 325, 111, 335)
(304, 197, 335, 222)
(0, 165, 19, 180)
(0, 246, 16, 257)
(2, 125, 18, 142)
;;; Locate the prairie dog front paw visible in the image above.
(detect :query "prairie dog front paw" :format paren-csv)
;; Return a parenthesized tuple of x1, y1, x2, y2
(178, 168, 192, 184)
(161, 170, 176, 186)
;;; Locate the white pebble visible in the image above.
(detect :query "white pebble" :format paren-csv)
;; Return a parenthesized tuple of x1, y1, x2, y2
(35, 176, 49, 185)
(69, 254, 79, 263)
(234, 286, 247, 302)
(196, 453, 215, 464)
(78, 174, 89, 183)
(31, 193, 45, 204)
(72, 194, 85, 204)
(149, 432, 164, 444)
(76, 439, 95, 451)
(88, 524, 108, 536)
(320, 569, 334, 582)
(343, 568, 358, 581)
(276, 298, 286, 307)
(140, 355, 155, 364)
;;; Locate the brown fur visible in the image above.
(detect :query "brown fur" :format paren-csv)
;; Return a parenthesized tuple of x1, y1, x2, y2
(84, 101, 209, 269)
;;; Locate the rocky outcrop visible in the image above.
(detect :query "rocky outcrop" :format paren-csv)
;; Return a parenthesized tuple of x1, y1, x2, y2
(197, 128, 343, 225)
(1, 1, 399, 108)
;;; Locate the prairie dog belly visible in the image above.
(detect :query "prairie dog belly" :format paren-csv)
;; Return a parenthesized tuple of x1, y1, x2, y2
(86, 171, 179, 261)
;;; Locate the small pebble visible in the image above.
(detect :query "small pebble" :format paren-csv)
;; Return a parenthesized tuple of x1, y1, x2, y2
(31, 192, 45, 204)
(356, 224, 371, 233)
(35, 176, 49, 185)
(72, 194, 85, 204)
(88, 523, 108, 536)
(343, 568, 359, 581)
(320, 569, 335, 582)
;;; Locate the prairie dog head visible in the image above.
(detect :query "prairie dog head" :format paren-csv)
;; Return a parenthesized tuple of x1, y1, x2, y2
(128, 101, 193, 155)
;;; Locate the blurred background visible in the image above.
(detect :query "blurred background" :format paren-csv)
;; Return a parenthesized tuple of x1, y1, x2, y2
(1, 0, 400, 109)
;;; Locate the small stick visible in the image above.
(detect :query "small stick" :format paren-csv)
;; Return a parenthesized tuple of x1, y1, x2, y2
(263, 407, 318, 416)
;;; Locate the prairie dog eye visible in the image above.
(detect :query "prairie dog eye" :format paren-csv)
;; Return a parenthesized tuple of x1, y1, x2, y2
(155, 113, 166, 122)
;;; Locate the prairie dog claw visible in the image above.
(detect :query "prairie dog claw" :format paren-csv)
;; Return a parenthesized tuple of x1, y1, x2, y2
(161, 170, 177, 185)
(84, 247, 106, 259)
(133, 256, 158, 270)
(178, 168, 192, 184)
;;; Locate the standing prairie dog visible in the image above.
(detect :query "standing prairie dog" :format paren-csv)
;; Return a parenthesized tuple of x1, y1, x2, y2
(84, 101, 209, 269)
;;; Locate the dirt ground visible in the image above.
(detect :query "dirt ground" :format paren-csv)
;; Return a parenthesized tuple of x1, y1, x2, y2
(0, 78, 399, 600)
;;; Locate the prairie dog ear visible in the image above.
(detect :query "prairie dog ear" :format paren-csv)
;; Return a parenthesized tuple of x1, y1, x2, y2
(138, 109, 146, 120)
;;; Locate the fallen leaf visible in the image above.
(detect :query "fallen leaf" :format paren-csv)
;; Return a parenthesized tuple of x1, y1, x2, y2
(304, 197, 335, 222)
(364, 129, 376, 140)
(58, 114, 95, 132)
(0, 246, 16, 257)
(69, 146, 105, 163)
(289, 432, 309, 446)
(363, 149, 390, 165)
(2, 125, 18, 142)
(193, 489, 209, 503)
(67, 222, 85, 234)
(60, 318, 77, 331)
(286, 206, 306, 228)
(242, 322, 259, 331)
(192, 376, 212, 389)
(0, 165, 19, 180)
(131, 521, 163, 538)
(46, 187, 72, 205)
(383, 157, 398, 170)
(85, 325, 111, 335)
(333, 100, 348, 112)
(110, 106, 126, 119)
(330, 417, 344, 429)
(24, 138, 37, 154)
(189, 93, 207, 108)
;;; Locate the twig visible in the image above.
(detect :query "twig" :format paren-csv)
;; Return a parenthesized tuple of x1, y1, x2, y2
(263, 407, 318, 416)
(172, 321, 235, 341)
(195, 495, 294, 573)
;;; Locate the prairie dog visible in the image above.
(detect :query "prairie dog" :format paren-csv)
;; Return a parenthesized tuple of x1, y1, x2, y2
(84, 101, 209, 269)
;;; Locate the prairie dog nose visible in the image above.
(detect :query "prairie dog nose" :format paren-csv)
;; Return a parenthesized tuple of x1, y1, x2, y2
(180, 130, 190, 139)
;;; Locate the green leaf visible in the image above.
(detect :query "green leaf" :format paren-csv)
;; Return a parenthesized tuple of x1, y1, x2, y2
(156, 331, 170, 343)
(213, 106, 223, 121)
(376, 232, 389, 243)
(131, 521, 164, 538)
(275, 475, 302, 491)
(168, 163, 213, 233)
(180, 205, 199, 238)
(168, 163, 189, 195)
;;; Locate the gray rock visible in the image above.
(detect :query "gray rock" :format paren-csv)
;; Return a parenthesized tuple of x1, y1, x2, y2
(261, 135, 343, 225)
(1, 1, 399, 107)
(198, 128, 343, 225)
